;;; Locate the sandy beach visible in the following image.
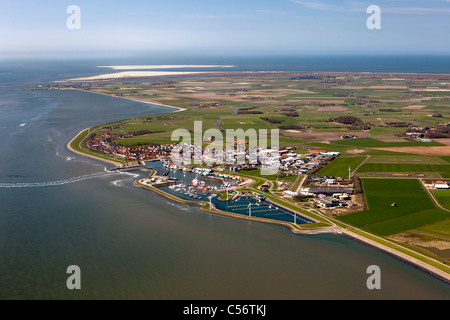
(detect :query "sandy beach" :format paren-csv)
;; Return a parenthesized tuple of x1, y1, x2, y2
(98, 65, 235, 70)
(60, 71, 212, 82)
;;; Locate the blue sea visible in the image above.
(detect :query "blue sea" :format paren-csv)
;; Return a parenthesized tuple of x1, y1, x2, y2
(0, 55, 449, 299)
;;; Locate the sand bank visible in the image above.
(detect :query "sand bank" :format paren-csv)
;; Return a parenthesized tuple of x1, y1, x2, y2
(98, 65, 235, 70)
(60, 71, 212, 82)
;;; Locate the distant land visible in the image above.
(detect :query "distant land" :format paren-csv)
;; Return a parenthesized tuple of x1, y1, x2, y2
(42, 69, 450, 283)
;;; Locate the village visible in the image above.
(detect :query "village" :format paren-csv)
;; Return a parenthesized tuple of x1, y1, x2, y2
(85, 131, 360, 211)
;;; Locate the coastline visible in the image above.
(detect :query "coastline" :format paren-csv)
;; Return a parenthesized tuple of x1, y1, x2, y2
(68, 126, 450, 284)
(62, 88, 187, 113)
(134, 175, 450, 283)
(97, 65, 236, 70)
(59, 71, 212, 82)
(63, 79, 450, 286)
(66, 127, 124, 167)
(340, 229, 450, 284)
(133, 177, 319, 233)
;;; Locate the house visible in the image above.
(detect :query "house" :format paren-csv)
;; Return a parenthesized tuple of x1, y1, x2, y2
(309, 186, 354, 195)
(316, 195, 340, 208)
(320, 152, 340, 157)
(433, 181, 449, 189)
(282, 190, 298, 198)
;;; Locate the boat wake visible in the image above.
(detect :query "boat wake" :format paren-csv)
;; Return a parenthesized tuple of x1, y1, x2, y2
(110, 171, 140, 187)
(0, 170, 134, 188)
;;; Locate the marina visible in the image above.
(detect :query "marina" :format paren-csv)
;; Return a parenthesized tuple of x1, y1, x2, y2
(138, 160, 313, 225)
(2, 59, 450, 299)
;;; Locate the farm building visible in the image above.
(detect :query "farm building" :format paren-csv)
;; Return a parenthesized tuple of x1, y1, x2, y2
(433, 181, 449, 189)
(309, 186, 354, 195)
(282, 190, 298, 198)
(316, 194, 347, 208)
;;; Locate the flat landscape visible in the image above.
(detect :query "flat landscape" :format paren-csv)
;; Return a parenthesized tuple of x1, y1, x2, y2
(56, 70, 450, 272)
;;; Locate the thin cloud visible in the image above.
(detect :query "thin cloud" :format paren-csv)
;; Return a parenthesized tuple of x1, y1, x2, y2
(382, 7, 450, 14)
(289, 0, 366, 12)
(183, 13, 247, 19)
(256, 9, 291, 15)
(290, 0, 450, 14)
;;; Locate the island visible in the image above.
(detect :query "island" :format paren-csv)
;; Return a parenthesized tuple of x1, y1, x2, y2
(38, 69, 450, 284)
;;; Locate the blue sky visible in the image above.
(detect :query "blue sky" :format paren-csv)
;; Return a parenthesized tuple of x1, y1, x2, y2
(1, 0, 450, 56)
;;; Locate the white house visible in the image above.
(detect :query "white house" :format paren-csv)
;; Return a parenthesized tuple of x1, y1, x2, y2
(282, 190, 298, 198)
(434, 182, 449, 189)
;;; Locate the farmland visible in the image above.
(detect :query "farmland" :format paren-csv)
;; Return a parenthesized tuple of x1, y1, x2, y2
(338, 179, 450, 236)
(54, 70, 450, 149)
(432, 189, 450, 210)
(357, 163, 450, 175)
(316, 156, 366, 177)
(59, 70, 450, 271)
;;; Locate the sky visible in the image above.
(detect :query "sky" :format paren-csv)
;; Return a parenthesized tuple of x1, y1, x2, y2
(1, 0, 450, 57)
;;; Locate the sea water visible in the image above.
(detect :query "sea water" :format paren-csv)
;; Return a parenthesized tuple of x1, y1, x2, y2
(0, 56, 449, 299)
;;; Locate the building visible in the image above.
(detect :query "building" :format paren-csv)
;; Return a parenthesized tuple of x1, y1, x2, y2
(433, 181, 449, 189)
(282, 190, 298, 198)
(309, 186, 354, 195)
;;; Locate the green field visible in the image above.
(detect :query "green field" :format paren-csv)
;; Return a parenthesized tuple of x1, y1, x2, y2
(63, 71, 450, 151)
(332, 137, 444, 148)
(316, 156, 366, 177)
(432, 189, 450, 210)
(440, 156, 450, 164)
(362, 208, 449, 236)
(60, 71, 450, 269)
(338, 179, 450, 235)
(411, 219, 450, 239)
(357, 163, 450, 175)
(367, 155, 450, 165)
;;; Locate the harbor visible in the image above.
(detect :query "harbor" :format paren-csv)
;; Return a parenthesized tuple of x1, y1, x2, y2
(136, 160, 314, 226)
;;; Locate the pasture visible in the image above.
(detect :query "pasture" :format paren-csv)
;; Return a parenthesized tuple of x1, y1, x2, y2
(338, 178, 449, 236)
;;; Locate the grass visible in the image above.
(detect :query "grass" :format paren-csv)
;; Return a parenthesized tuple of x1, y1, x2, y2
(56, 73, 450, 278)
(337, 179, 450, 235)
(412, 219, 450, 239)
(357, 163, 450, 174)
(69, 128, 126, 165)
(432, 189, 450, 210)
(237, 169, 297, 181)
(289, 175, 305, 192)
(367, 155, 450, 165)
(440, 156, 450, 164)
(362, 208, 449, 236)
(332, 137, 444, 148)
(317, 156, 366, 177)
(60, 74, 450, 275)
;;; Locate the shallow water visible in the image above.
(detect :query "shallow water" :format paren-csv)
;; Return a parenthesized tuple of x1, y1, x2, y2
(0, 58, 449, 299)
